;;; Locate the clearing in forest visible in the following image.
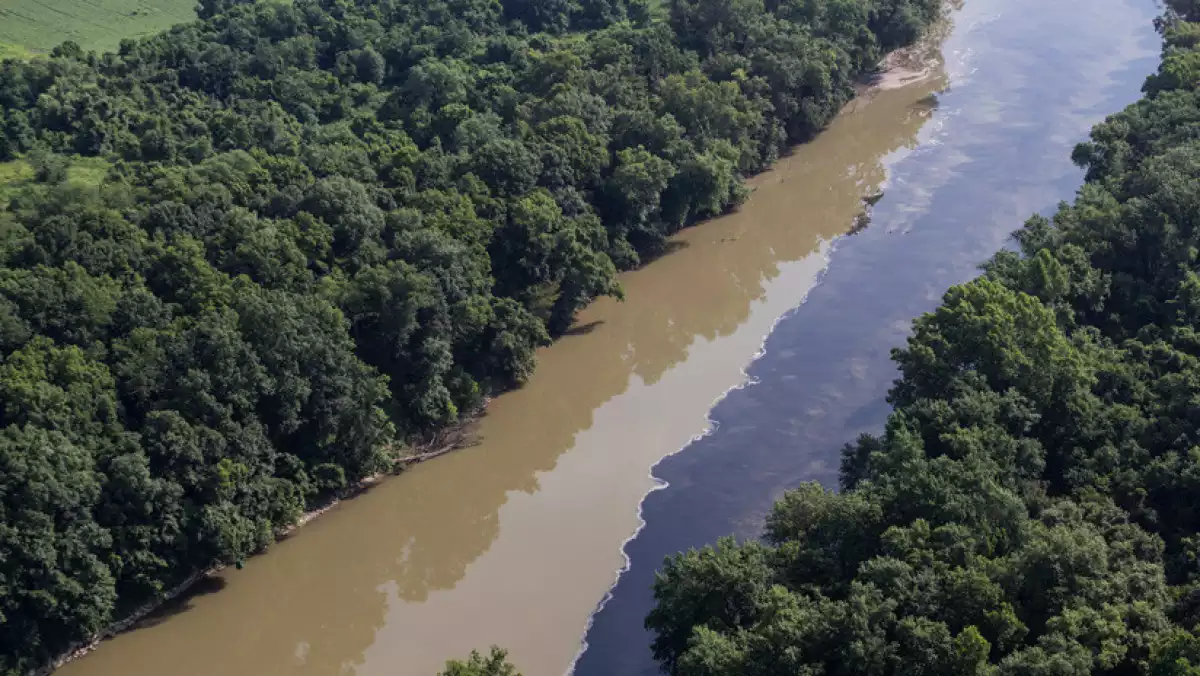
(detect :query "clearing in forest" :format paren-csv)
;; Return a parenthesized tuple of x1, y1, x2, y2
(0, 0, 196, 57)
(0, 156, 111, 206)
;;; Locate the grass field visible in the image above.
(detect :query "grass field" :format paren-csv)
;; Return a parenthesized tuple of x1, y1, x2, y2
(0, 0, 197, 58)
(0, 156, 112, 207)
(0, 41, 35, 59)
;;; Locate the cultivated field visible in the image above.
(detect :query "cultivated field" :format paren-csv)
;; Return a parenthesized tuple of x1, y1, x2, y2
(0, 0, 196, 57)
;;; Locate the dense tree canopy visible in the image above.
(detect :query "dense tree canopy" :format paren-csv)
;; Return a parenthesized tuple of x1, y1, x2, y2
(0, 0, 939, 670)
(647, 4, 1200, 675)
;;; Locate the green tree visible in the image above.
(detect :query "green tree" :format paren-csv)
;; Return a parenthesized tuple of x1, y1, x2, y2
(0, 427, 114, 676)
(438, 647, 522, 676)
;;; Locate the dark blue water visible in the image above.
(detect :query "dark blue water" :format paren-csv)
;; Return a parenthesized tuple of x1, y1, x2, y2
(572, 0, 1162, 672)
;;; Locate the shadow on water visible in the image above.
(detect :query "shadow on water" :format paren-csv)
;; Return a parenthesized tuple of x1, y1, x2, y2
(634, 239, 691, 267)
(916, 92, 941, 109)
(572, 0, 1163, 673)
(129, 577, 229, 631)
(841, 395, 894, 433)
(563, 320, 606, 336)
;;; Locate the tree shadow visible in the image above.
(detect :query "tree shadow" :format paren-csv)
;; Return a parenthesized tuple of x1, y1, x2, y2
(847, 211, 871, 236)
(841, 395, 893, 432)
(564, 320, 605, 336)
(637, 240, 690, 266)
(130, 575, 229, 630)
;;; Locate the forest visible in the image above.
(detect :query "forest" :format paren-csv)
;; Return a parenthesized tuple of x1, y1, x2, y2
(646, 1, 1200, 674)
(0, 0, 941, 670)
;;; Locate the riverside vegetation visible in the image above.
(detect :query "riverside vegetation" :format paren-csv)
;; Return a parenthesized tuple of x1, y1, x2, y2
(645, 1, 1200, 674)
(0, 0, 940, 671)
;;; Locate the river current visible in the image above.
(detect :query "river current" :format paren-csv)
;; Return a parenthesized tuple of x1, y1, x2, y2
(574, 0, 1160, 672)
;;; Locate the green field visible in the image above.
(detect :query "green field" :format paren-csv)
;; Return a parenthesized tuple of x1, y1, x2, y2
(0, 0, 197, 57)
(0, 156, 111, 206)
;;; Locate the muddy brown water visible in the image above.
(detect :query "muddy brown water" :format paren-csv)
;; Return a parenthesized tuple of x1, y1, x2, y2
(56, 36, 947, 676)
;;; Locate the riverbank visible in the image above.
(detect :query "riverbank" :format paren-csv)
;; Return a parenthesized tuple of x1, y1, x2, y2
(39, 415, 481, 674)
(38, 437, 451, 672)
(863, 1, 961, 92)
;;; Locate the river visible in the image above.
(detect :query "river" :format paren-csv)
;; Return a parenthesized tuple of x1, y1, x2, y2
(573, 0, 1161, 673)
(54, 0, 1159, 674)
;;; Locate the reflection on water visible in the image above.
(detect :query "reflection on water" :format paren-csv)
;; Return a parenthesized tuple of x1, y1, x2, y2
(572, 0, 1162, 674)
(59, 40, 945, 676)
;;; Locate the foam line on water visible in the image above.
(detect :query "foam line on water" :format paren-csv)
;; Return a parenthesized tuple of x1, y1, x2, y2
(562, 234, 845, 675)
